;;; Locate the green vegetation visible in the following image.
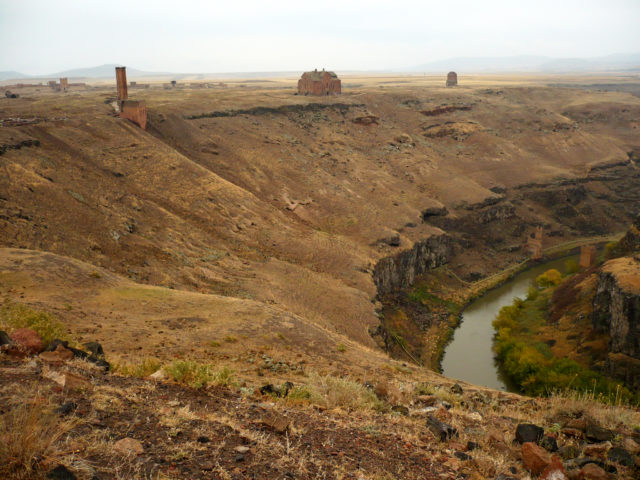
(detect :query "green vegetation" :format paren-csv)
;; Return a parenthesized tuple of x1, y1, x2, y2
(493, 270, 634, 404)
(407, 285, 461, 313)
(0, 301, 69, 348)
(564, 258, 579, 275)
(535, 268, 563, 288)
(336, 343, 347, 352)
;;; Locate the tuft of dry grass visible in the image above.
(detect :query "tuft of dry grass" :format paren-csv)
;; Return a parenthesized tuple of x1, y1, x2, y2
(0, 396, 77, 479)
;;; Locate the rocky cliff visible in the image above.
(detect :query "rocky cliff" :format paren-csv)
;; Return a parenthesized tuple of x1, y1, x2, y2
(373, 234, 453, 296)
(592, 256, 640, 387)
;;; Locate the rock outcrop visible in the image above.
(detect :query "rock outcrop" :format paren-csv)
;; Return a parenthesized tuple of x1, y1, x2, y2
(592, 256, 640, 387)
(618, 214, 640, 254)
(373, 234, 453, 295)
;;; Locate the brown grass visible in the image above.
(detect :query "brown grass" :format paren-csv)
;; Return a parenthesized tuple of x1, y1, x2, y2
(0, 395, 77, 479)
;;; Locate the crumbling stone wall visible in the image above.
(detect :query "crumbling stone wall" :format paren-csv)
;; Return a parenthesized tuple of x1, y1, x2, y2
(120, 100, 147, 130)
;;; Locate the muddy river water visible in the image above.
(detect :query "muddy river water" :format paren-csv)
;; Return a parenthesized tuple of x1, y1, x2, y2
(440, 255, 579, 392)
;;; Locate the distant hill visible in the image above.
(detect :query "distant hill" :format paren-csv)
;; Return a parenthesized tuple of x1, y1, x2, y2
(0, 71, 29, 81)
(407, 53, 640, 73)
(50, 64, 172, 79)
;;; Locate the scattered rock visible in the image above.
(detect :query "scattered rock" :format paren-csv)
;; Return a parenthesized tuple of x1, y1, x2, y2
(9, 328, 43, 353)
(352, 114, 379, 126)
(466, 441, 479, 451)
(42, 369, 92, 391)
(585, 424, 614, 443)
(55, 401, 78, 416)
(454, 451, 471, 461)
(0, 330, 13, 346)
(415, 395, 438, 406)
(577, 463, 607, 480)
(540, 456, 567, 480)
(196, 436, 210, 443)
(522, 442, 552, 475)
(466, 411, 483, 422)
(562, 428, 584, 439)
(558, 445, 580, 460)
(565, 418, 587, 431)
(541, 435, 559, 452)
(113, 437, 144, 455)
(516, 423, 544, 444)
(450, 383, 463, 395)
(261, 413, 290, 433)
(391, 405, 409, 416)
(83, 341, 104, 357)
(426, 415, 458, 442)
(606, 446, 634, 466)
(582, 441, 611, 459)
(621, 437, 640, 454)
(235, 454, 245, 462)
(40, 345, 75, 364)
(47, 465, 77, 480)
(149, 369, 168, 381)
(234, 446, 250, 454)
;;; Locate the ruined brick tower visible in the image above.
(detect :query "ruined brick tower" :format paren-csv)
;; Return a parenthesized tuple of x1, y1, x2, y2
(59, 78, 68, 92)
(579, 245, 597, 268)
(525, 227, 544, 260)
(446, 71, 458, 87)
(115, 67, 128, 101)
(115, 67, 147, 130)
(298, 69, 341, 96)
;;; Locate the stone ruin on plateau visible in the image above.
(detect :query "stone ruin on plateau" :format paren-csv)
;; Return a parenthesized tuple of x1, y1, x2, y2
(525, 227, 544, 260)
(446, 71, 458, 87)
(115, 66, 147, 130)
(297, 69, 341, 96)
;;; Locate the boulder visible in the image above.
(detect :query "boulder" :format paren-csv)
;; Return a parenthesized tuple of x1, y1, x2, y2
(0, 330, 13, 346)
(541, 435, 559, 452)
(606, 446, 634, 467)
(391, 405, 409, 416)
(516, 423, 545, 444)
(83, 341, 104, 357)
(522, 442, 552, 475)
(450, 383, 463, 395)
(540, 456, 567, 480)
(577, 463, 608, 480)
(558, 445, 581, 460)
(261, 413, 290, 433)
(427, 415, 458, 442)
(46, 465, 76, 479)
(40, 345, 75, 364)
(9, 328, 43, 353)
(113, 437, 144, 455)
(621, 437, 640, 455)
(582, 442, 611, 459)
(585, 424, 614, 443)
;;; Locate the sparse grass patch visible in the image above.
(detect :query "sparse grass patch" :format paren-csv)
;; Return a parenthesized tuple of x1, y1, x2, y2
(0, 301, 69, 347)
(336, 343, 346, 352)
(209, 340, 221, 348)
(300, 373, 386, 411)
(112, 358, 162, 378)
(164, 360, 235, 388)
(223, 335, 238, 343)
(0, 397, 77, 480)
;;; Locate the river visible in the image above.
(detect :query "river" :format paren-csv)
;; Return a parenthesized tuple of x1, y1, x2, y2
(440, 255, 579, 392)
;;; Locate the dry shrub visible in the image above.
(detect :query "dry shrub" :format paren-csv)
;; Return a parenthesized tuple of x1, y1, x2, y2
(0, 301, 68, 347)
(304, 373, 385, 411)
(0, 397, 76, 479)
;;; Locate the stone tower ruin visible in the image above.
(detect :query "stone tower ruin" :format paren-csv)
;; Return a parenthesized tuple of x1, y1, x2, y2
(446, 71, 458, 87)
(525, 227, 544, 260)
(579, 245, 597, 268)
(115, 67, 128, 101)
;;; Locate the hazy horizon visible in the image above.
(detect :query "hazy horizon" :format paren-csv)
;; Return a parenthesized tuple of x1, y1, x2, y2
(1, 0, 639, 75)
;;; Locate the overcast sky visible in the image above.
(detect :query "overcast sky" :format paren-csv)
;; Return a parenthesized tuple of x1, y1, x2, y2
(1, 0, 639, 74)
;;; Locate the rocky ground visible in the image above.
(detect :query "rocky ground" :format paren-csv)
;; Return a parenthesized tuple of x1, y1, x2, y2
(2, 329, 640, 480)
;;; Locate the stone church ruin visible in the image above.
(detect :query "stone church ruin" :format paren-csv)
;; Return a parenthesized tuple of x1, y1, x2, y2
(298, 69, 341, 96)
(115, 67, 147, 130)
(446, 71, 458, 87)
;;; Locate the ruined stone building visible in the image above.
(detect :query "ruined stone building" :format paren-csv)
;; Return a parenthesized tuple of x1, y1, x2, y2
(446, 71, 458, 87)
(525, 227, 544, 260)
(298, 69, 341, 96)
(59, 78, 68, 91)
(115, 67, 147, 130)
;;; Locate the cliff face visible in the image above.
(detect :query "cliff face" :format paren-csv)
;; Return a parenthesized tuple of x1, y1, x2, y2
(373, 234, 453, 296)
(592, 257, 640, 387)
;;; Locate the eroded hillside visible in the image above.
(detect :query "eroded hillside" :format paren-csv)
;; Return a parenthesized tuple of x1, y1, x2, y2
(2, 78, 640, 359)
